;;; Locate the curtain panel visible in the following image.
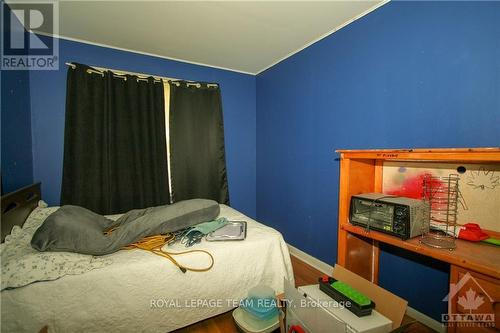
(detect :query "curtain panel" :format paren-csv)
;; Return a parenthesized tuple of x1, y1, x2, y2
(169, 82, 229, 204)
(61, 64, 169, 214)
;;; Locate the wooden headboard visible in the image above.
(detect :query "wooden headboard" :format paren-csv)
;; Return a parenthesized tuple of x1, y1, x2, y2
(1, 182, 41, 242)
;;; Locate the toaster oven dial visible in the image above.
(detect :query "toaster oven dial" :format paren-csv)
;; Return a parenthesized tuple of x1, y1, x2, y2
(393, 207, 407, 234)
(393, 222, 404, 233)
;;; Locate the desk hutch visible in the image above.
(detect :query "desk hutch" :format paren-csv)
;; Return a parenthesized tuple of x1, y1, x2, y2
(336, 148, 500, 333)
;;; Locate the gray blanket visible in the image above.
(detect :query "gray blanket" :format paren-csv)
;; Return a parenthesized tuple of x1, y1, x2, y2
(31, 199, 220, 255)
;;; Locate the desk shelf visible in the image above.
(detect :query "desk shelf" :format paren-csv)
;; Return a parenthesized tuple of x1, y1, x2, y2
(342, 223, 500, 279)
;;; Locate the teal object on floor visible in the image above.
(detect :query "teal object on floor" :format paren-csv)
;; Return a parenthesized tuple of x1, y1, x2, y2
(240, 297, 279, 321)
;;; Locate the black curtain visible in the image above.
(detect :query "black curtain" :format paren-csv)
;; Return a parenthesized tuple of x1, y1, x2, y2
(169, 82, 229, 204)
(61, 64, 169, 214)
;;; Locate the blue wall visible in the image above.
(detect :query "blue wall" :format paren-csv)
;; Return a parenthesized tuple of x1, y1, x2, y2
(29, 37, 257, 217)
(1, 69, 34, 193)
(1, 9, 34, 194)
(256, 1, 500, 320)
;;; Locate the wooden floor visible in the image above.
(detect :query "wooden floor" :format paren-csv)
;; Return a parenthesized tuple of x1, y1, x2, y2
(173, 255, 432, 333)
(173, 311, 237, 333)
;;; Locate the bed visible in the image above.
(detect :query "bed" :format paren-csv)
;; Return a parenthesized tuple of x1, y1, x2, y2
(1, 184, 294, 332)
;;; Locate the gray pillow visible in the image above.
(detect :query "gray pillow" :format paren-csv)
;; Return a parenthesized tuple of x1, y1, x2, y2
(31, 199, 220, 255)
(31, 205, 115, 254)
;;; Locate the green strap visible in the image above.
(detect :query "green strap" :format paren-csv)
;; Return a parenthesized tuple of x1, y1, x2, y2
(189, 217, 229, 235)
(182, 217, 229, 246)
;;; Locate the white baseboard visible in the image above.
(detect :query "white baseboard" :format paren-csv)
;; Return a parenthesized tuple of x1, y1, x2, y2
(287, 243, 445, 333)
(287, 243, 333, 275)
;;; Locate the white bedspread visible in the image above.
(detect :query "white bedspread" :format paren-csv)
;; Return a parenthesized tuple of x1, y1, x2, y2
(1, 205, 113, 290)
(1, 204, 294, 333)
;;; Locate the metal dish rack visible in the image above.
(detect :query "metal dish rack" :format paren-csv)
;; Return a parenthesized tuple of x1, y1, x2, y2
(421, 174, 460, 250)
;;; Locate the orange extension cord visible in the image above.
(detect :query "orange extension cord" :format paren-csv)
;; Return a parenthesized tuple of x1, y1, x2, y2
(105, 229, 214, 273)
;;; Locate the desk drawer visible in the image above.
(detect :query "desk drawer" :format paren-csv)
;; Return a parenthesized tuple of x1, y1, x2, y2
(456, 271, 499, 328)
(457, 271, 500, 299)
(449, 266, 499, 332)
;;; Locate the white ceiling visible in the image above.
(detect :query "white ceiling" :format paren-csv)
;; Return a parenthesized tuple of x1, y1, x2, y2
(35, 1, 387, 75)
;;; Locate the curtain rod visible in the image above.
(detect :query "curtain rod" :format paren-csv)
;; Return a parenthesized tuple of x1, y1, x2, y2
(64, 62, 218, 87)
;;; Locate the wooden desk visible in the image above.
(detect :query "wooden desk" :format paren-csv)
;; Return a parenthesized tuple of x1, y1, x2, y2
(335, 148, 500, 333)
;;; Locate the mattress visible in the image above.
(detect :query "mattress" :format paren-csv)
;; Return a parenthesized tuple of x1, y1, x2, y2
(1, 204, 294, 333)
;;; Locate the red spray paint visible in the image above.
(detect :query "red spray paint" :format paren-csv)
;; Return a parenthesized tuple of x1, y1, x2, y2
(386, 172, 443, 199)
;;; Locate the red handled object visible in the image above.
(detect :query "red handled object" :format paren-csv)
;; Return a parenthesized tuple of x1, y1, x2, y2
(458, 223, 489, 242)
(289, 325, 306, 333)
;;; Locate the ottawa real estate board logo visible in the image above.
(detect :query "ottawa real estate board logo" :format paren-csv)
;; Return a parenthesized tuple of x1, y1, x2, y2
(1, 0, 59, 70)
(442, 272, 495, 329)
